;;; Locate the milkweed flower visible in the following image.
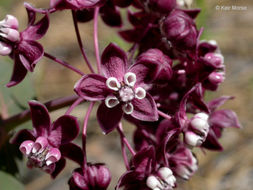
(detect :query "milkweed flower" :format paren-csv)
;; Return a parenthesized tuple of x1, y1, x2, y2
(12, 101, 79, 177)
(74, 43, 158, 134)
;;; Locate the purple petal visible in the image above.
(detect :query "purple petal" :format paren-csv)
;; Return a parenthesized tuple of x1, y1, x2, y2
(76, 8, 94, 23)
(10, 129, 35, 144)
(51, 158, 66, 178)
(21, 13, 49, 41)
(202, 130, 223, 151)
(6, 54, 28, 87)
(48, 115, 80, 147)
(116, 171, 145, 189)
(131, 93, 158, 121)
(97, 103, 123, 134)
(128, 61, 158, 87)
(29, 100, 51, 136)
(207, 96, 233, 112)
(101, 43, 127, 80)
(74, 74, 108, 101)
(119, 29, 142, 42)
(18, 40, 44, 72)
(182, 8, 201, 19)
(24, 3, 36, 26)
(133, 146, 155, 173)
(60, 143, 84, 166)
(209, 109, 242, 129)
(100, 2, 122, 27)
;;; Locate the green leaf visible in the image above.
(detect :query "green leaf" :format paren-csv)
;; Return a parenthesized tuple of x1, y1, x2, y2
(0, 171, 25, 190)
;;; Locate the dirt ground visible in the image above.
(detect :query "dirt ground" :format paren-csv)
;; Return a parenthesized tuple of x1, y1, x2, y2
(1, 0, 253, 189)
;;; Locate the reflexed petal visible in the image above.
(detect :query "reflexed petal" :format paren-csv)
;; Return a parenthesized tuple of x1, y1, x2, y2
(74, 74, 108, 101)
(18, 40, 44, 72)
(131, 93, 158, 121)
(6, 54, 28, 88)
(207, 96, 233, 112)
(202, 130, 223, 151)
(48, 115, 80, 147)
(101, 43, 127, 80)
(209, 109, 242, 128)
(28, 100, 51, 136)
(97, 103, 123, 134)
(133, 146, 155, 173)
(21, 12, 49, 41)
(51, 158, 66, 178)
(60, 143, 84, 166)
(11, 129, 35, 144)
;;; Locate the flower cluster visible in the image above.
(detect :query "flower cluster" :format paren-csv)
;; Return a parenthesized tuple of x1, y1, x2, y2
(1, 0, 241, 190)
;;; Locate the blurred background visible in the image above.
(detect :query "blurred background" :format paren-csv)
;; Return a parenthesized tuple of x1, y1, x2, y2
(0, 0, 252, 189)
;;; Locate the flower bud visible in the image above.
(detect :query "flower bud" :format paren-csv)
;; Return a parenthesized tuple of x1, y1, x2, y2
(87, 164, 111, 189)
(204, 53, 224, 69)
(208, 72, 225, 85)
(148, 0, 177, 13)
(160, 10, 197, 50)
(70, 164, 111, 190)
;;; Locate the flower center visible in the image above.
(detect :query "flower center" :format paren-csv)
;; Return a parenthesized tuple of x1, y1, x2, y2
(28, 147, 50, 168)
(119, 86, 135, 102)
(105, 72, 146, 115)
(19, 138, 61, 173)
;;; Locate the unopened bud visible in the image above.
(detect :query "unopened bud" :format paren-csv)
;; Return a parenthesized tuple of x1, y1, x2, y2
(208, 72, 225, 85)
(204, 53, 224, 68)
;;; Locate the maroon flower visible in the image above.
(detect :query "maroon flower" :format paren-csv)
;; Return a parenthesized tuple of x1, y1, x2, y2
(167, 144, 198, 180)
(160, 9, 198, 50)
(202, 96, 242, 151)
(75, 43, 158, 134)
(12, 101, 80, 178)
(117, 146, 176, 190)
(0, 4, 49, 87)
(69, 163, 111, 190)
